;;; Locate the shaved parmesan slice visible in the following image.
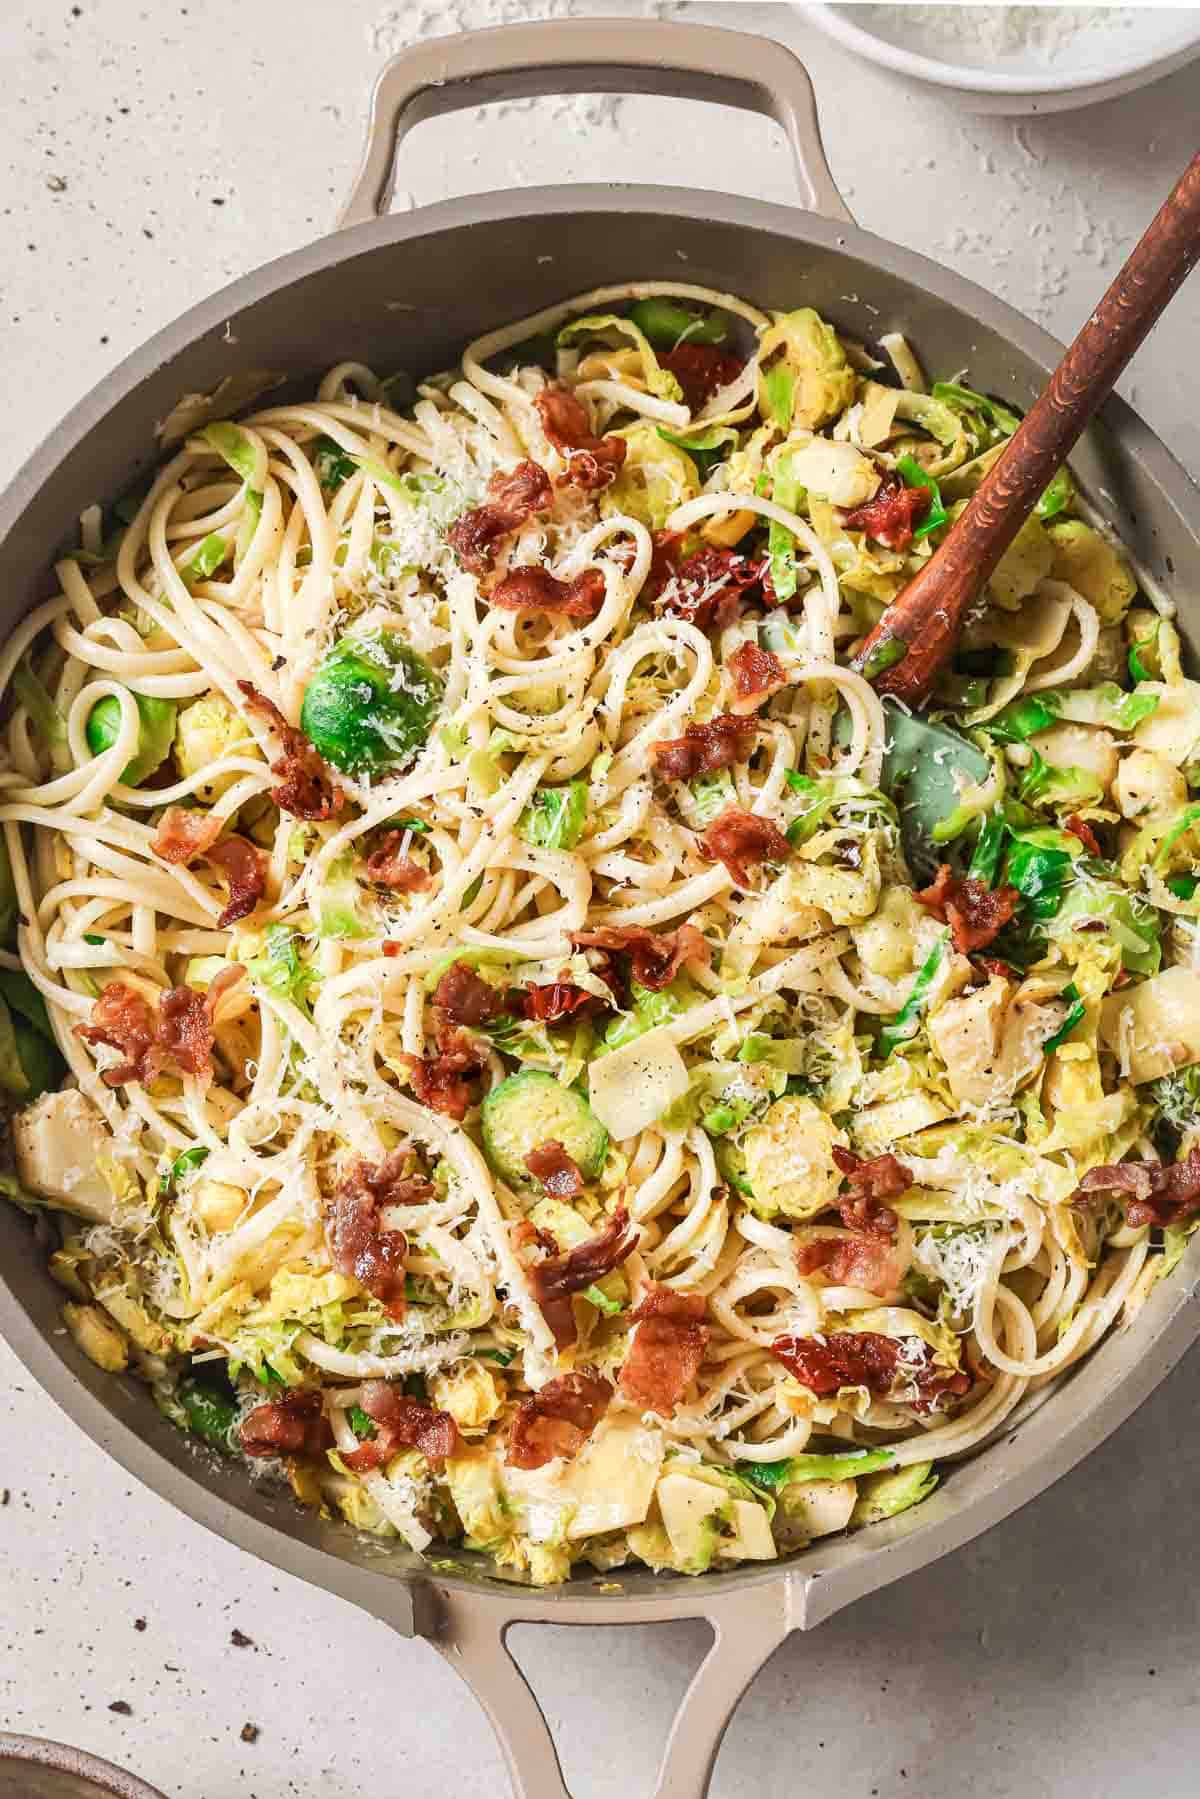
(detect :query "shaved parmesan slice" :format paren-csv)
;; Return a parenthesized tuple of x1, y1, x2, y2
(1132, 680, 1200, 765)
(858, 381, 901, 448)
(1100, 965, 1200, 1085)
(785, 440, 880, 508)
(657, 1473, 777, 1566)
(782, 1478, 857, 1540)
(12, 1090, 118, 1224)
(854, 1092, 952, 1157)
(587, 1027, 690, 1139)
(503, 1416, 664, 1542)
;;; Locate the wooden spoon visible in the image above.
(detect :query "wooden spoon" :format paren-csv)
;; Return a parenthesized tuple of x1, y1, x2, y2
(854, 150, 1200, 706)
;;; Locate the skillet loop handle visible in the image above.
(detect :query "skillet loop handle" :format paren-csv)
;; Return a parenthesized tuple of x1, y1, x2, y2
(339, 19, 852, 229)
(424, 1580, 793, 1799)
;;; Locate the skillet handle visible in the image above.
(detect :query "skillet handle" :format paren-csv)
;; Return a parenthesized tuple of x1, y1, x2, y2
(421, 1579, 794, 1799)
(339, 18, 852, 229)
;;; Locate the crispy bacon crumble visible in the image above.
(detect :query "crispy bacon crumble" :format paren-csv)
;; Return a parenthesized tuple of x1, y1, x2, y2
(325, 1150, 417, 1319)
(77, 978, 235, 1087)
(524, 1140, 585, 1199)
(528, 1205, 637, 1349)
(570, 924, 709, 992)
(772, 1330, 970, 1414)
(535, 385, 627, 491)
(917, 863, 1020, 954)
(652, 714, 755, 783)
(699, 807, 791, 887)
(446, 460, 552, 573)
(237, 683, 343, 821)
(507, 1371, 612, 1471)
(618, 1284, 709, 1416)
(339, 1380, 459, 1472)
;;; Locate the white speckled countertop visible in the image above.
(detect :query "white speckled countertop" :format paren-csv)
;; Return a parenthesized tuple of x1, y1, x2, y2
(1, 3, 1198, 1795)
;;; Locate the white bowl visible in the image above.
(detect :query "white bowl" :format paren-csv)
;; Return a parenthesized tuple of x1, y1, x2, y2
(805, 3, 1200, 113)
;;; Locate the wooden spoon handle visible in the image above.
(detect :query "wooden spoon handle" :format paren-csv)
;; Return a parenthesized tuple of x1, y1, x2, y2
(856, 149, 1200, 705)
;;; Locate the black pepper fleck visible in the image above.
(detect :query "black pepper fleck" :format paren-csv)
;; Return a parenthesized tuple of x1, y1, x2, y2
(230, 1628, 253, 1648)
(108, 1701, 133, 1716)
(240, 1723, 259, 1744)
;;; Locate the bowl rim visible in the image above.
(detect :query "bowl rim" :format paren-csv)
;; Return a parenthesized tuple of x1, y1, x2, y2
(1, 182, 1199, 1627)
(805, 3, 1200, 96)
(0, 1733, 165, 1799)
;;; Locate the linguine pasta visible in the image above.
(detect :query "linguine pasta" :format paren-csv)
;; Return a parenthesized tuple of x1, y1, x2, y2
(3, 282, 1198, 1583)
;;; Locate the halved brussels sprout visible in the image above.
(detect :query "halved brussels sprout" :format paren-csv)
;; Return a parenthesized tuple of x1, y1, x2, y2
(756, 309, 855, 433)
(599, 423, 701, 530)
(300, 631, 444, 777)
(86, 690, 178, 786)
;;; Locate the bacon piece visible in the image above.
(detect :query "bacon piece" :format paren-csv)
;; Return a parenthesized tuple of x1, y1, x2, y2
(404, 965, 502, 1117)
(559, 443, 628, 492)
(534, 384, 596, 447)
(77, 981, 220, 1086)
(976, 955, 1017, 981)
(489, 566, 606, 621)
(404, 1024, 488, 1121)
(728, 642, 787, 716)
(513, 1217, 560, 1258)
(529, 1204, 637, 1348)
(151, 806, 222, 865)
(524, 981, 600, 1023)
(384, 1174, 437, 1206)
(152, 809, 267, 928)
(1075, 1149, 1200, 1230)
(77, 985, 156, 1087)
(841, 470, 931, 552)
(652, 713, 755, 783)
(699, 806, 791, 887)
(625, 530, 683, 605)
(507, 1371, 612, 1471)
(619, 1284, 709, 1416)
(794, 1232, 909, 1299)
(657, 344, 744, 411)
(917, 862, 1021, 955)
(326, 1151, 414, 1320)
(445, 459, 552, 574)
(157, 986, 217, 1077)
(535, 384, 627, 491)
(832, 1146, 909, 1220)
(340, 1379, 460, 1472)
(1066, 814, 1102, 857)
(772, 1330, 971, 1415)
(206, 835, 267, 928)
(795, 1152, 908, 1293)
(365, 831, 431, 894)
(655, 545, 765, 632)
(570, 923, 710, 992)
(524, 1140, 585, 1199)
(241, 1388, 331, 1460)
(488, 459, 554, 522)
(433, 961, 506, 1028)
(237, 683, 343, 822)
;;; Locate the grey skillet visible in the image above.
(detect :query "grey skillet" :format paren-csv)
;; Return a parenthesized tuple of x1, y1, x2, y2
(1, 20, 1198, 1799)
